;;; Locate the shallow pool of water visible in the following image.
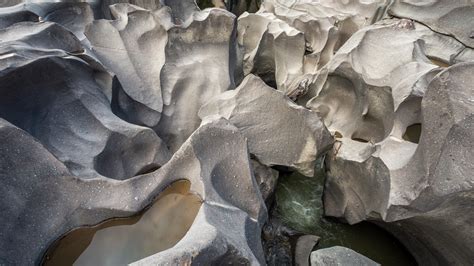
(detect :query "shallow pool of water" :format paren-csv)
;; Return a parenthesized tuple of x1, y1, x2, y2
(275, 160, 417, 266)
(42, 180, 202, 266)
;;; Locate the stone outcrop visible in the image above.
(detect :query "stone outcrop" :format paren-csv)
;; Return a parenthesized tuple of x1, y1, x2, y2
(388, 0, 474, 48)
(155, 7, 238, 152)
(0, 21, 171, 180)
(0, 1, 473, 265)
(319, 37, 474, 265)
(0, 117, 266, 265)
(237, 0, 389, 94)
(199, 74, 333, 176)
(311, 246, 380, 266)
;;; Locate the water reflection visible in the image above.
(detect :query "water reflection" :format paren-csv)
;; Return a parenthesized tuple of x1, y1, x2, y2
(43, 180, 202, 266)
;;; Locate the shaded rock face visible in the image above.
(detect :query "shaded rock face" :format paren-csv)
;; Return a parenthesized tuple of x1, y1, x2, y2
(310, 246, 380, 266)
(0, 22, 171, 180)
(0, 5, 38, 29)
(199, 74, 333, 176)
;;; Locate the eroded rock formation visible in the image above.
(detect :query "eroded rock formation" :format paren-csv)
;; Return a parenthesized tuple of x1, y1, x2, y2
(199, 74, 333, 176)
(311, 246, 380, 266)
(0, 0, 472, 265)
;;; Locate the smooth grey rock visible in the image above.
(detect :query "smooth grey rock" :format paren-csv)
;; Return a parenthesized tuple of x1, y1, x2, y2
(306, 18, 474, 265)
(43, 2, 94, 41)
(0, 117, 266, 265)
(389, 0, 474, 48)
(162, 0, 199, 24)
(238, 0, 389, 94)
(323, 62, 474, 265)
(156, 7, 238, 152)
(0, 4, 38, 29)
(295, 235, 320, 266)
(237, 11, 306, 92)
(99, 0, 163, 19)
(306, 19, 444, 141)
(85, 4, 172, 127)
(310, 246, 379, 266)
(199, 74, 333, 176)
(0, 22, 171, 179)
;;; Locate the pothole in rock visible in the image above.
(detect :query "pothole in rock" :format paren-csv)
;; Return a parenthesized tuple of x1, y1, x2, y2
(268, 159, 417, 266)
(403, 123, 422, 144)
(42, 180, 202, 266)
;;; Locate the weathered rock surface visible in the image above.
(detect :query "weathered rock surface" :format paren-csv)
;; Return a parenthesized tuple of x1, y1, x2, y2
(0, 1, 473, 265)
(155, 7, 238, 152)
(0, 21, 171, 180)
(200, 74, 333, 176)
(0, 117, 266, 265)
(85, 4, 172, 127)
(306, 18, 470, 136)
(310, 246, 380, 266)
(303, 15, 474, 266)
(0, 22, 171, 179)
(322, 59, 474, 264)
(295, 235, 320, 266)
(389, 0, 474, 48)
(238, 0, 389, 94)
(0, 4, 37, 29)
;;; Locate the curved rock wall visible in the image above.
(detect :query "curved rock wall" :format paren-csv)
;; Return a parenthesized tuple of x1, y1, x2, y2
(0, 0, 472, 265)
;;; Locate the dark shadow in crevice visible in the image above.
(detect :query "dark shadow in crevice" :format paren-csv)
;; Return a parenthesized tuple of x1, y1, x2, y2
(134, 164, 160, 176)
(403, 123, 422, 144)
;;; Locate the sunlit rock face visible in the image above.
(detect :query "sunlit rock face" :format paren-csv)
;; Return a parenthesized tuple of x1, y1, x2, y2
(388, 0, 474, 48)
(199, 74, 333, 176)
(314, 19, 474, 264)
(85, 4, 171, 127)
(237, 0, 389, 95)
(155, 7, 238, 152)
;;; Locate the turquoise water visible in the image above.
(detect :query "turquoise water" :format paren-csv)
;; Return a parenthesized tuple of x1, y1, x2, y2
(275, 159, 417, 265)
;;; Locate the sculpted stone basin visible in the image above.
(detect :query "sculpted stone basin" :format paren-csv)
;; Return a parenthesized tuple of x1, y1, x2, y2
(42, 180, 202, 266)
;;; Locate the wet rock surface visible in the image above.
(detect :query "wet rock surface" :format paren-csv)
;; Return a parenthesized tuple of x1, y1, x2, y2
(0, 0, 473, 265)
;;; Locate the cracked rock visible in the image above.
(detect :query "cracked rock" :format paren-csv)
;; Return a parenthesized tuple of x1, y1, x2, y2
(389, 0, 474, 48)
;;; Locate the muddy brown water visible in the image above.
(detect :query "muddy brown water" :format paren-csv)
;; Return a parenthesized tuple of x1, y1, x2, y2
(42, 180, 202, 266)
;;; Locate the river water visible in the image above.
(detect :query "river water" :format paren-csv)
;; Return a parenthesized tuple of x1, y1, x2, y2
(275, 159, 417, 265)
